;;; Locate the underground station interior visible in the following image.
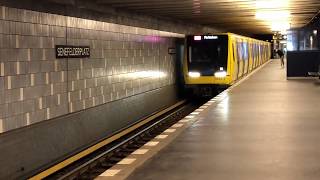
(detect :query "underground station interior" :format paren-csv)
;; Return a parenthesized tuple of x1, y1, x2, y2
(0, 0, 320, 179)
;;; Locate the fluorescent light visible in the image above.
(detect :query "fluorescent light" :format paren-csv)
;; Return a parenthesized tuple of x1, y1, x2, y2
(214, 71, 227, 78)
(255, 0, 291, 33)
(188, 72, 201, 78)
(271, 22, 290, 32)
(256, 0, 290, 9)
(255, 11, 291, 21)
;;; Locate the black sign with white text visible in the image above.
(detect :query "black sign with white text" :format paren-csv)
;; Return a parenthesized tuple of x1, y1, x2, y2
(168, 48, 176, 54)
(56, 45, 90, 58)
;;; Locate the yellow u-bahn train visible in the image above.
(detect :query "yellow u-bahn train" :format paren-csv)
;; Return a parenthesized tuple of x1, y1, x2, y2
(183, 33, 271, 95)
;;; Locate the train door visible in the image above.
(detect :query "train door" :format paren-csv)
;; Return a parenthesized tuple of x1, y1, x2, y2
(264, 45, 267, 63)
(232, 39, 238, 82)
(243, 40, 249, 75)
(262, 44, 264, 64)
(253, 43, 257, 68)
(257, 43, 261, 67)
(257, 44, 260, 67)
(252, 43, 255, 69)
(261, 44, 264, 64)
(261, 44, 266, 64)
(252, 42, 256, 70)
(248, 41, 253, 72)
(237, 40, 244, 78)
(256, 43, 259, 67)
(260, 44, 263, 64)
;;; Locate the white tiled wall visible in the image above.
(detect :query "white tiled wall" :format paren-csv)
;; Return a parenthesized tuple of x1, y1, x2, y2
(0, 6, 185, 132)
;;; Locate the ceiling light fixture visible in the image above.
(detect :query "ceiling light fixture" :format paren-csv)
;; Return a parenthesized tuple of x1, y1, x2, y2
(271, 22, 290, 33)
(255, 0, 291, 33)
(255, 11, 291, 21)
(256, 0, 290, 9)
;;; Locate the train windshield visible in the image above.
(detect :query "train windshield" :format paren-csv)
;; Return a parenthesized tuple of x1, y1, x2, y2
(187, 35, 228, 76)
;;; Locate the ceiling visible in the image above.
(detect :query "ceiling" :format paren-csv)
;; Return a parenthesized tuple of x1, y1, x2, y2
(94, 0, 320, 34)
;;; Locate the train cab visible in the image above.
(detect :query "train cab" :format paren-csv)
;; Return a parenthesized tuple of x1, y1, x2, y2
(183, 33, 271, 96)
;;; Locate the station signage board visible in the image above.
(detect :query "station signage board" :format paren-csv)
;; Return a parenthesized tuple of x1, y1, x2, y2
(56, 45, 90, 58)
(168, 48, 176, 54)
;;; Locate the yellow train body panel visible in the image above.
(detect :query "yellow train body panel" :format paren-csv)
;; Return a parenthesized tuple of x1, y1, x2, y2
(183, 33, 271, 89)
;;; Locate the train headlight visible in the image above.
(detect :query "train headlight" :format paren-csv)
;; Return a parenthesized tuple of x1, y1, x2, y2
(188, 72, 201, 78)
(214, 71, 227, 78)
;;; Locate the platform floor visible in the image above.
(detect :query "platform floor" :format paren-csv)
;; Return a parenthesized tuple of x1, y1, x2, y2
(127, 60, 320, 180)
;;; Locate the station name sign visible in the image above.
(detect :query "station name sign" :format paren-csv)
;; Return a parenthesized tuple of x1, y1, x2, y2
(168, 48, 176, 54)
(56, 45, 90, 58)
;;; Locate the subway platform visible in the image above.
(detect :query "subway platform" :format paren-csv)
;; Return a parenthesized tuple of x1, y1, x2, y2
(125, 59, 320, 180)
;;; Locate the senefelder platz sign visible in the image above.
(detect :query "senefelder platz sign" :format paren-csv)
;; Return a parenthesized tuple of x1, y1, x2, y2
(56, 45, 90, 58)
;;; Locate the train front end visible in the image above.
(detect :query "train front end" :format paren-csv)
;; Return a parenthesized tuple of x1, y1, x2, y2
(183, 34, 232, 95)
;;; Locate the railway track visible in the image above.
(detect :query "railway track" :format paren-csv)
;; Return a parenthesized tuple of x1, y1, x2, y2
(39, 99, 205, 180)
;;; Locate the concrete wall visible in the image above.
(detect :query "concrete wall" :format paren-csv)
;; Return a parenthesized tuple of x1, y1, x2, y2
(0, 85, 179, 179)
(0, 5, 184, 133)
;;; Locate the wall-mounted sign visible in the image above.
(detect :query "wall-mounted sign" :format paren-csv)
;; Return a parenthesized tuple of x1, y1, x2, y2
(56, 45, 90, 58)
(168, 48, 176, 54)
